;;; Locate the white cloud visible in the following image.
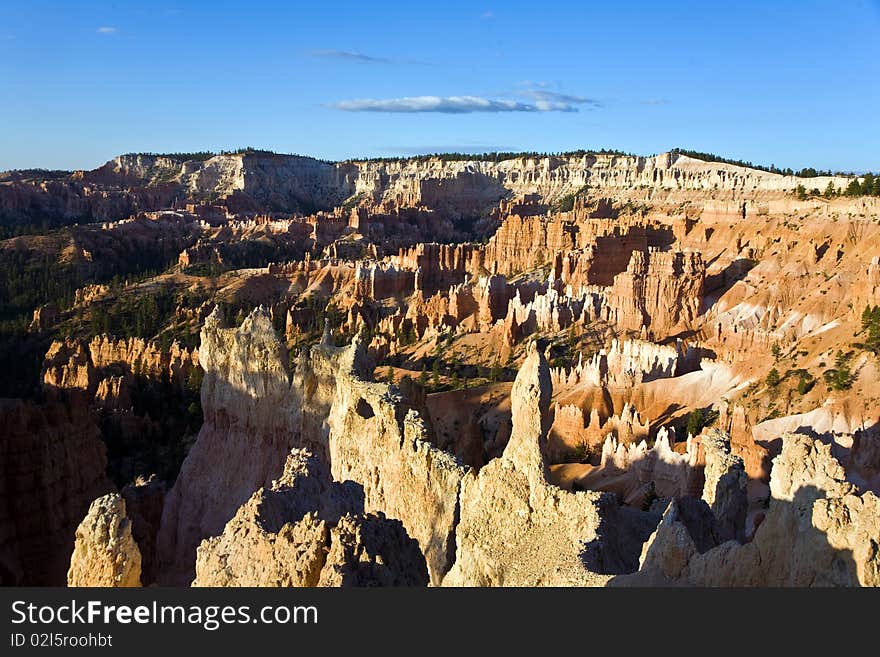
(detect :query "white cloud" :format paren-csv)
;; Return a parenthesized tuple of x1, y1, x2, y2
(518, 89, 602, 110)
(97, 26, 118, 34)
(329, 94, 592, 113)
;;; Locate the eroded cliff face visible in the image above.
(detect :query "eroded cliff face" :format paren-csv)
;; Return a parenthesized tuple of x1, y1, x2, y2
(615, 434, 880, 586)
(193, 449, 428, 587)
(156, 307, 302, 584)
(123, 303, 879, 587)
(152, 310, 653, 587)
(155, 306, 462, 585)
(605, 249, 705, 336)
(442, 344, 611, 586)
(2, 151, 852, 228)
(325, 336, 468, 585)
(42, 335, 198, 400)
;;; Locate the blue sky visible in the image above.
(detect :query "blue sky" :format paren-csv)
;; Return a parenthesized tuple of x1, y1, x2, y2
(1, 0, 879, 171)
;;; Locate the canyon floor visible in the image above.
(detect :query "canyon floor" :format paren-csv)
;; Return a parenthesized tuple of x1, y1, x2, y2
(1, 150, 878, 587)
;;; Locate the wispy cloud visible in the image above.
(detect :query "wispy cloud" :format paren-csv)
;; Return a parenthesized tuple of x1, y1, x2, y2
(641, 98, 669, 105)
(97, 26, 118, 34)
(309, 49, 393, 64)
(329, 93, 595, 113)
(518, 89, 602, 109)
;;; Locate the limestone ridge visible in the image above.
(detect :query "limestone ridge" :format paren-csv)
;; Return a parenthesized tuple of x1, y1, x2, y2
(1, 151, 854, 225)
(67, 493, 141, 587)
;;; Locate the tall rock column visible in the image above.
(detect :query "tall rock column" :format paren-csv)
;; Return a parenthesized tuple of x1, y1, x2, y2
(67, 494, 142, 587)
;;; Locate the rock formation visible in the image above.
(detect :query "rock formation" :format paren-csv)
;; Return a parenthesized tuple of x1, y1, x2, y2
(616, 434, 880, 586)
(193, 449, 428, 587)
(549, 429, 704, 505)
(442, 343, 613, 586)
(157, 307, 301, 584)
(67, 493, 142, 587)
(42, 335, 198, 400)
(605, 249, 705, 336)
(4, 145, 880, 589)
(1, 151, 853, 229)
(325, 336, 468, 585)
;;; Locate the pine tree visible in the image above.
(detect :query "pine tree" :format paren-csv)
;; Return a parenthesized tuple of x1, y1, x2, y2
(685, 409, 704, 437)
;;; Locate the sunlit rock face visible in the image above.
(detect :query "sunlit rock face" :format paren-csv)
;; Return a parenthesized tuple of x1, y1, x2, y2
(614, 434, 880, 587)
(193, 449, 428, 587)
(157, 307, 302, 584)
(67, 493, 141, 588)
(442, 344, 617, 587)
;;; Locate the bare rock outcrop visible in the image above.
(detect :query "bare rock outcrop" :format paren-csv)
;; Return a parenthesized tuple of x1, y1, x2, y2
(326, 335, 468, 585)
(616, 434, 880, 586)
(442, 342, 612, 586)
(157, 306, 302, 584)
(160, 306, 460, 586)
(605, 249, 704, 337)
(700, 429, 748, 543)
(549, 429, 704, 506)
(67, 493, 142, 587)
(42, 334, 198, 403)
(42, 339, 94, 398)
(317, 513, 429, 587)
(193, 449, 428, 587)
